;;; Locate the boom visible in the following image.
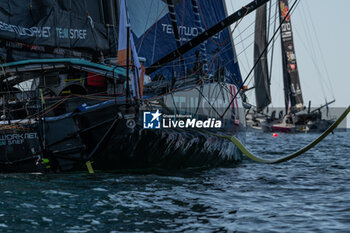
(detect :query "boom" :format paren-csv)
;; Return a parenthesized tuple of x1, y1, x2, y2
(146, 0, 270, 74)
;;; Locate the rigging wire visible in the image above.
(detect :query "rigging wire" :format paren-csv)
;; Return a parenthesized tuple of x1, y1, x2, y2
(293, 28, 323, 102)
(217, 1, 282, 86)
(143, 0, 252, 73)
(220, 0, 300, 118)
(1, 0, 280, 124)
(134, 1, 279, 73)
(145, 0, 280, 72)
(230, 0, 280, 80)
(1, 1, 278, 124)
(137, 0, 155, 53)
(268, 0, 298, 108)
(303, 0, 335, 100)
(137, 2, 254, 105)
(266, 0, 272, 45)
(295, 0, 328, 100)
(196, 0, 229, 47)
(268, 0, 279, 84)
(135, 5, 168, 49)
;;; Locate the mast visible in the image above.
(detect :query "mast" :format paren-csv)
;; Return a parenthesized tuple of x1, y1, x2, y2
(103, 0, 119, 56)
(146, 0, 271, 75)
(278, 0, 304, 113)
(103, 0, 118, 26)
(254, 3, 271, 112)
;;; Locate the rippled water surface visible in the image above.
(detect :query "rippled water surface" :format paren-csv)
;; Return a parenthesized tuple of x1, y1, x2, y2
(0, 130, 349, 232)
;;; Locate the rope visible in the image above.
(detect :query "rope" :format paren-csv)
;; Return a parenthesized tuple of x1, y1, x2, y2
(200, 106, 350, 164)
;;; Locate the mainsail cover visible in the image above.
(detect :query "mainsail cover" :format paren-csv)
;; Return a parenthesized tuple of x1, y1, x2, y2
(254, 3, 271, 112)
(0, 0, 116, 60)
(127, 0, 242, 86)
(278, 0, 304, 113)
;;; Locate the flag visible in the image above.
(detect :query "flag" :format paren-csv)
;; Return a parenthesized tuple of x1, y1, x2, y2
(117, 0, 144, 98)
(117, 0, 130, 66)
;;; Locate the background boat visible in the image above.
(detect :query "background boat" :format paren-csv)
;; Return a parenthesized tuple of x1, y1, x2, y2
(237, 0, 338, 133)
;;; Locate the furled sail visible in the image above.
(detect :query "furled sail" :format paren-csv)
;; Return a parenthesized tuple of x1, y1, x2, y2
(254, 3, 271, 112)
(0, 0, 117, 61)
(278, 0, 304, 113)
(127, 0, 242, 86)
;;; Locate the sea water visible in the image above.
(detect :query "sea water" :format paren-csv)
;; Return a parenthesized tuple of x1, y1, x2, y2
(0, 130, 349, 232)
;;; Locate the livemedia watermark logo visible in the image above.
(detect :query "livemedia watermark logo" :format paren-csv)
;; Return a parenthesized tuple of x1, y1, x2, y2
(143, 110, 222, 129)
(143, 110, 162, 129)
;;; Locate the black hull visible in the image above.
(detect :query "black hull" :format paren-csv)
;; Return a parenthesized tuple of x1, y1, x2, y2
(0, 101, 136, 173)
(0, 100, 244, 173)
(93, 126, 243, 170)
(0, 126, 42, 173)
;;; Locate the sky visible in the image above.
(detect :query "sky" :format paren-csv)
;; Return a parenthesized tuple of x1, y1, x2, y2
(225, 0, 350, 127)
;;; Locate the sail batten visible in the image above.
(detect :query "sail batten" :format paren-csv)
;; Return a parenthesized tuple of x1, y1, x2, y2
(166, 0, 181, 47)
(254, 3, 271, 112)
(190, 0, 208, 72)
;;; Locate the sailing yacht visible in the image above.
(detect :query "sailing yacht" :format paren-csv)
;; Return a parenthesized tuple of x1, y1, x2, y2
(246, 0, 335, 133)
(0, 0, 270, 172)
